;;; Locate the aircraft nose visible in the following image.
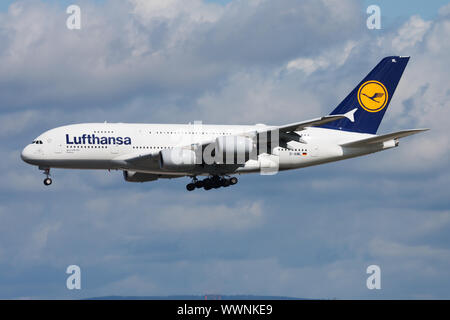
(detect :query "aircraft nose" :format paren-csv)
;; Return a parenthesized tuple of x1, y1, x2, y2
(21, 145, 34, 163)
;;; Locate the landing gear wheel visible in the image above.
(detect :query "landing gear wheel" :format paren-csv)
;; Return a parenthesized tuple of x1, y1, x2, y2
(41, 168, 52, 186)
(188, 175, 237, 191)
(194, 180, 204, 188)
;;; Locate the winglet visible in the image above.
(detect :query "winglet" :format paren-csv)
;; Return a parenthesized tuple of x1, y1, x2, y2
(344, 108, 357, 123)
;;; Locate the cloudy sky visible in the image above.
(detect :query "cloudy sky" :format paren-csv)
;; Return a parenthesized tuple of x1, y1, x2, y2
(0, 0, 449, 299)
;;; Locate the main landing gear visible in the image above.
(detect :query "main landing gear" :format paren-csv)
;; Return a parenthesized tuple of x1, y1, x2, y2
(186, 176, 238, 191)
(42, 168, 52, 186)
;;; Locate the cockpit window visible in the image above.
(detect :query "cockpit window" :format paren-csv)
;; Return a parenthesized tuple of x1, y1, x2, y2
(32, 140, 43, 144)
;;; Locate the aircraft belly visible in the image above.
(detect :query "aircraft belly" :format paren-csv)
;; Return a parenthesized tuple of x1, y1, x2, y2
(29, 159, 118, 170)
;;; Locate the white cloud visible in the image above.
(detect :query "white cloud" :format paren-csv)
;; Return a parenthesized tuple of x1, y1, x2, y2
(130, 0, 223, 23)
(286, 41, 357, 74)
(391, 16, 432, 52)
(0, 111, 37, 137)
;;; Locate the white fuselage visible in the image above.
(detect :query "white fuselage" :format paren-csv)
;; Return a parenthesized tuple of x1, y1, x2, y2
(21, 123, 396, 179)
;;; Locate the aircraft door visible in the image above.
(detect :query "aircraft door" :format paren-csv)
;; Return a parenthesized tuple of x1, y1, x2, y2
(50, 138, 63, 154)
(310, 145, 320, 157)
(110, 144, 119, 154)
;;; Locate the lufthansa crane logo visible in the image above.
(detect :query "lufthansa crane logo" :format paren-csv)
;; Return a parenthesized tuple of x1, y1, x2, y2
(357, 80, 388, 112)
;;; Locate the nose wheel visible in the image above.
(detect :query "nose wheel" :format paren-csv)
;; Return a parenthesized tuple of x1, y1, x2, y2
(42, 168, 52, 186)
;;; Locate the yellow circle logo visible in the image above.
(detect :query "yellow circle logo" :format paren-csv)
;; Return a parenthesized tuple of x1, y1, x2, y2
(357, 80, 388, 112)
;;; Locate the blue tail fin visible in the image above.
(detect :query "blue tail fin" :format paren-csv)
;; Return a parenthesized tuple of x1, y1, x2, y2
(321, 56, 409, 134)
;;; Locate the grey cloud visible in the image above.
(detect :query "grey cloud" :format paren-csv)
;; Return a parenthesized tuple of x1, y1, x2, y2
(0, 0, 364, 115)
(0, 0, 449, 299)
(193, 0, 364, 65)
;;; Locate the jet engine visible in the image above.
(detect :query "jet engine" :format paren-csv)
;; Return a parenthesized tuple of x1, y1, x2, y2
(123, 170, 158, 182)
(215, 136, 254, 164)
(159, 148, 197, 171)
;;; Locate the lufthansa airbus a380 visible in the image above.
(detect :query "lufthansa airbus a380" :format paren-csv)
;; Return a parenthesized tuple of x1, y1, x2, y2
(21, 56, 428, 191)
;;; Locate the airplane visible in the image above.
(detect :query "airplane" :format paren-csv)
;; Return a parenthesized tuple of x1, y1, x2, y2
(21, 56, 428, 191)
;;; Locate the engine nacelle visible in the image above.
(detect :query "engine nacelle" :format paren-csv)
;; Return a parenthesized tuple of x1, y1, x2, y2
(215, 136, 254, 164)
(383, 139, 398, 149)
(159, 148, 197, 171)
(123, 170, 158, 182)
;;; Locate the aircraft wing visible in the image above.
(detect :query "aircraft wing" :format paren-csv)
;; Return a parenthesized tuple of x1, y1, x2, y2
(340, 128, 429, 147)
(274, 108, 357, 133)
(115, 108, 358, 164)
(250, 108, 357, 146)
(112, 151, 160, 167)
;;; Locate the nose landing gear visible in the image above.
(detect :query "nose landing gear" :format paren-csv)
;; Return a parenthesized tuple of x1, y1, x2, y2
(42, 168, 52, 186)
(186, 175, 238, 191)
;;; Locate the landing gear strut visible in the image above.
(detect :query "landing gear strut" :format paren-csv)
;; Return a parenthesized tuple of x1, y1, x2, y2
(42, 168, 52, 186)
(185, 175, 238, 191)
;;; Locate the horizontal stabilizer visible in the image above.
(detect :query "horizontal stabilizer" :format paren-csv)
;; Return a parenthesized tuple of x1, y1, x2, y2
(340, 128, 429, 147)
